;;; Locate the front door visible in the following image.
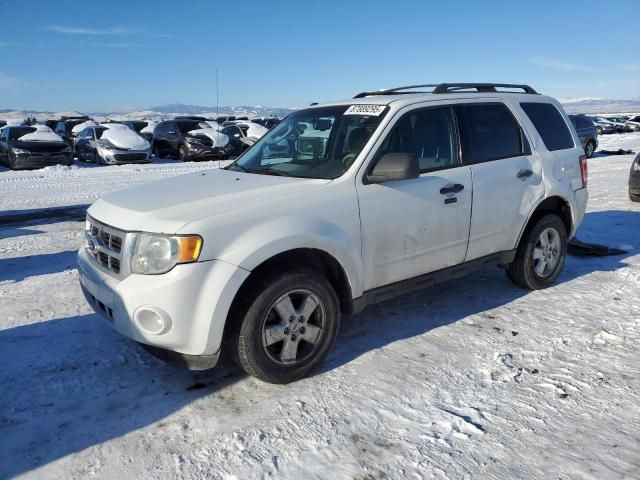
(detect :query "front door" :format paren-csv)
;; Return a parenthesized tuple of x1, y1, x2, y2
(357, 106, 472, 291)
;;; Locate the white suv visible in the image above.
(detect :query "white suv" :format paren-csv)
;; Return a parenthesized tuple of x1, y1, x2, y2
(78, 83, 589, 383)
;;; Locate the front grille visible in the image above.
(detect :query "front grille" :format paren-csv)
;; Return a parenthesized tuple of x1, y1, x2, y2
(86, 217, 126, 277)
(114, 153, 147, 162)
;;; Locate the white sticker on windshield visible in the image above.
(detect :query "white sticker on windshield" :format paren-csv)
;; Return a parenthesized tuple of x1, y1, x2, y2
(344, 104, 386, 116)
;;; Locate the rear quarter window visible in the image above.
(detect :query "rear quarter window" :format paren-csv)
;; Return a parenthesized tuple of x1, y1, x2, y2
(520, 102, 574, 151)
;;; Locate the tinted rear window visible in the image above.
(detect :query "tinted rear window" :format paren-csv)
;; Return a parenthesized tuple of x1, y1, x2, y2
(456, 103, 524, 163)
(520, 103, 574, 151)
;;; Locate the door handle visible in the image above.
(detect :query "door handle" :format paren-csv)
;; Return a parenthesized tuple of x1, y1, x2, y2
(517, 169, 533, 179)
(439, 183, 464, 195)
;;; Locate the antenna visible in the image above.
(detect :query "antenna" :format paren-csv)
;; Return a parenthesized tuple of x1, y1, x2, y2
(216, 67, 220, 169)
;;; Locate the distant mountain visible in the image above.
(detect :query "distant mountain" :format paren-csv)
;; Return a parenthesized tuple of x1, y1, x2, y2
(560, 98, 640, 114)
(146, 104, 296, 118)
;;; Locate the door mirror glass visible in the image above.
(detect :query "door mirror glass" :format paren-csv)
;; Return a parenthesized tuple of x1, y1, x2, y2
(366, 153, 419, 184)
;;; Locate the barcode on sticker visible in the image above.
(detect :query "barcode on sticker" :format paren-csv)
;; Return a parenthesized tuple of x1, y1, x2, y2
(344, 105, 386, 116)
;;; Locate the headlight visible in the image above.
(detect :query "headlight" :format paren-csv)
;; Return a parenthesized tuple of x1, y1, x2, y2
(98, 140, 117, 150)
(130, 233, 202, 274)
(13, 148, 30, 155)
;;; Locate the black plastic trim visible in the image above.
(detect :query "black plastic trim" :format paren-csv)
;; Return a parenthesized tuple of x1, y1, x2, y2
(351, 250, 516, 314)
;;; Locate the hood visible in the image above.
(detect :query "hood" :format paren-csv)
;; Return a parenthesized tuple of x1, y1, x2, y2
(88, 168, 331, 233)
(17, 126, 64, 143)
(12, 140, 70, 153)
(101, 126, 150, 150)
(187, 128, 229, 147)
(72, 120, 98, 135)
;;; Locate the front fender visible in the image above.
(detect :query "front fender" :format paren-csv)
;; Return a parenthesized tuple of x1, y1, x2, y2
(216, 216, 363, 298)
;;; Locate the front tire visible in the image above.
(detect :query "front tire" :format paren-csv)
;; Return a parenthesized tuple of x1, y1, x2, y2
(507, 213, 567, 290)
(178, 145, 189, 162)
(630, 190, 640, 202)
(232, 269, 340, 384)
(153, 143, 165, 159)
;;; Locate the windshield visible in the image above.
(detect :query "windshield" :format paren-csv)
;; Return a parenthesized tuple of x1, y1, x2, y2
(9, 127, 36, 140)
(176, 121, 202, 133)
(226, 105, 387, 179)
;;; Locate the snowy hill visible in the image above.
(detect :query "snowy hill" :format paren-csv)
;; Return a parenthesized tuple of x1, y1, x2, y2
(559, 98, 640, 114)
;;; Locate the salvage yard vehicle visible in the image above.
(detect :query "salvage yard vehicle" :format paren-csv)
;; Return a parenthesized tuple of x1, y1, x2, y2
(630, 153, 640, 202)
(0, 125, 72, 169)
(54, 115, 92, 146)
(75, 124, 151, 165)
(220, 121, 268, 156)
(569, 114, 598, 158)
(152, 119, 227, 161)
(590, 116, 617, 135)
(78, 83, 589, 384)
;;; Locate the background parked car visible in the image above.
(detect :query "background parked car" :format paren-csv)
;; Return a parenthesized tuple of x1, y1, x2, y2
(54, 116, 92, 146)
(139, 121, 157, 143)
(569, 114, 598, 158)
(75, 124, 150, 165)
(603, 116, 633, 133)
(621, 115, 640, 132)
(0, 125, 72, 169)
(220, 121, 268, 156)
(152, 119, 227, 161)
(590, 116, 617, 135)
(252, 116, 281, 129)
(630, 153, 640, 202)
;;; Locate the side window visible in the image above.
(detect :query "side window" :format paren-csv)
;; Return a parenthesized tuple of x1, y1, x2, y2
(378, 107, 458, 173)
(456, 103, 524, 164)
(0, 129, 7, 142)
(520, 102, 574, 151)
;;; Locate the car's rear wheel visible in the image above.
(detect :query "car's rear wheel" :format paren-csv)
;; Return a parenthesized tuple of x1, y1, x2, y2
(630, 190, 640, 202)
(585, 140, 595, 158)
(507, 213, 567, 290)
(232, 269, 340, 384)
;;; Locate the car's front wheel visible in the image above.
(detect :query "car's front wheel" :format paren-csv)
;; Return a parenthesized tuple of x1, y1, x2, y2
(178, 145, 189, 162)
(232, 269, 340, 384)
(507, 213, 567, 290)
(630, 190, 640, 202)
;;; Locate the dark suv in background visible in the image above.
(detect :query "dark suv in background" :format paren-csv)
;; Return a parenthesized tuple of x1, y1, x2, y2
(152, 119, 226, 161)
(54, 116, 92, 146)
(569, 114, 598, 158)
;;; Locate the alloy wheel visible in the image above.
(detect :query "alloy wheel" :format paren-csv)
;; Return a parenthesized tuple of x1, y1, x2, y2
(533, 227, 561, 277)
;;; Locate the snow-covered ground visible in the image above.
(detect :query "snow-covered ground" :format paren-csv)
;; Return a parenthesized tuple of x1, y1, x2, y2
(1, 136, 639, 479)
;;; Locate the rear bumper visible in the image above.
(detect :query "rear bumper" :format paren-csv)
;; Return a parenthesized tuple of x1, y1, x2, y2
(77, 248, 250, 357)
(572, 188, 589, 238)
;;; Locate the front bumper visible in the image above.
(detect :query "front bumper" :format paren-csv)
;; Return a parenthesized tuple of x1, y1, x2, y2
(100, 148, 151, 164)
(13, 152, 73, 169)
(629, 172, 640, 194)
(185, 142, 226, 160)
(77, 248, 250, 357)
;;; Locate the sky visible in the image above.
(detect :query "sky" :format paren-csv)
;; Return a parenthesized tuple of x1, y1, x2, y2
(0, 0, 638, 112)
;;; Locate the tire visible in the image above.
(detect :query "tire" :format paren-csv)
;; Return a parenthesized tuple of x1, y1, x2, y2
(585, 140, 595, 158)
(178, 145, 189, 162)
(153, 143, 164, 159)
(94, 151, 106, 165)
(232, 269, 340, 384)
(630, 190, 640, 202)
(507, 213, 567, 290)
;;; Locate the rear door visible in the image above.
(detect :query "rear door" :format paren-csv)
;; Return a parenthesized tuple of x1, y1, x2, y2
(456, 102, 544, 261)
(357, 105, 472, 290)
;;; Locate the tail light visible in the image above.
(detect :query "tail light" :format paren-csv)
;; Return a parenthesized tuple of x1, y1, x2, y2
(579, 155, 588, 188)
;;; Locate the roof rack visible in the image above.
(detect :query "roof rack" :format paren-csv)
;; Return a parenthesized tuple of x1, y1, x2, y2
(353, 83, 538, 98)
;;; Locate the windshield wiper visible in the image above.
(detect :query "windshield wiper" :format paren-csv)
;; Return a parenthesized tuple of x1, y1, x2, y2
(245, 167, 294, 177)
(225, 163, 248, 172)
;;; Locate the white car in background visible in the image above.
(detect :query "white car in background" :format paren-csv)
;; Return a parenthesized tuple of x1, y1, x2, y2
(625, 115, 640, 132)
(75, 123, 151, 165)
(78, 83, 588, 384)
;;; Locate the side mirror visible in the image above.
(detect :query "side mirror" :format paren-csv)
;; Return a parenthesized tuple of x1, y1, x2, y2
(366, 153, 419, 184)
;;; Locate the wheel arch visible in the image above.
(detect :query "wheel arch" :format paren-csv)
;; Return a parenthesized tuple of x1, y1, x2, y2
(516, 195, 573, 247)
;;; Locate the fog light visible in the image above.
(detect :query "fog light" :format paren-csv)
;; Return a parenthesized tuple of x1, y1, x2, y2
(133, 306, 172, 335)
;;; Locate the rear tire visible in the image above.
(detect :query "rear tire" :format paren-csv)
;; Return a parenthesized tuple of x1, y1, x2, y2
(585, 140, 595, 158)
(630, 190, 640, 202)
(153, 143, 164, 159)
(231, 269, 340, 384)
(507, 213, 567, 290)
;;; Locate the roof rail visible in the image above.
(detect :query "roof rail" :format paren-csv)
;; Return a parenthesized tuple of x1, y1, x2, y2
(432, 83, 538, 94)
(353, 83, 538, 98)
